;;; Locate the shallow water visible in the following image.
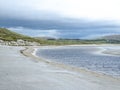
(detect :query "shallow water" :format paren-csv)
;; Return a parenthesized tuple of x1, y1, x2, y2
(36, 46, 120, 77)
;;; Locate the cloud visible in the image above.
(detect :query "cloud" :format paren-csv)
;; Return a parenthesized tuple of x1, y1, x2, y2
(35, 30, 60, 38)
(0, 0, 120, 20)
(8, 27, 60, 38)
(0, 0, 63, 20)
(1, 0, 120, 39)
(7, 26, 120, 39)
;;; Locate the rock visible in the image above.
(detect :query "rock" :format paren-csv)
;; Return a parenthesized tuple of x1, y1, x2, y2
(0, 39, 40, 46)
(0, 40, 4, 43)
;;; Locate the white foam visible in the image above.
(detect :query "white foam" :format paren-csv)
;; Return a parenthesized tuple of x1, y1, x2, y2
(32, 48, 39, 57)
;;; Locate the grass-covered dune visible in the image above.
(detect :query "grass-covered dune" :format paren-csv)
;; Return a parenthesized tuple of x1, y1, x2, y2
(0, 28, 39, 42)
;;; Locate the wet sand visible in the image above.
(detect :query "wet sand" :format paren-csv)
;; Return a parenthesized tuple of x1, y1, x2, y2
(0, 45, 120, 90)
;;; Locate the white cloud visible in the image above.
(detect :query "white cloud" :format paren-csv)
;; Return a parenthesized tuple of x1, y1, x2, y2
(35, 30, 60, 38)
(0, 0, 120, 20)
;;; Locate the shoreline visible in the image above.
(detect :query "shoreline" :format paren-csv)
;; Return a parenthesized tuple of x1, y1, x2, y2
(1, 45, 120, 90)
(21, 45, 120, 80)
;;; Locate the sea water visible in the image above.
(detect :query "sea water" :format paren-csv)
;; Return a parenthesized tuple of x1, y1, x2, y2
(36, 46, 120, 77)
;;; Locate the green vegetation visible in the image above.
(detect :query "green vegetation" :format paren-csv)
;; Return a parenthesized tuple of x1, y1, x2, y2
(0, 28, 40, 42)
(0, 28, 120, 45)
(38, 39, 108, 45)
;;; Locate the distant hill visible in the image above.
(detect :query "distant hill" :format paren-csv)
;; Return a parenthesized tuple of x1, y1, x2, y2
(102, 34, 120, 43)
(102, 35, 120, 41)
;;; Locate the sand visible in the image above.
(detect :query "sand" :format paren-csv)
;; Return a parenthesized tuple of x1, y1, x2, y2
(0, 45, 120, 90)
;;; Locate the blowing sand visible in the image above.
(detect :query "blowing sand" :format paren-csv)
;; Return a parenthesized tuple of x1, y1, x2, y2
(0, 45, 120, 90)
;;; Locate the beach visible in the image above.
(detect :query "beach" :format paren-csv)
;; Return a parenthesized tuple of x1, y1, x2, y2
(0, 45, 120, 90)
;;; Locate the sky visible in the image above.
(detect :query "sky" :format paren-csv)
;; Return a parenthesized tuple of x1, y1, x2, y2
(0, 0, 120, 39)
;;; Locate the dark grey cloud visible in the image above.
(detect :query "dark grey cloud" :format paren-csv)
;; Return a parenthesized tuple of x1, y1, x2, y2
(0, 18, 119, 29)
(0, 17, 120, 39)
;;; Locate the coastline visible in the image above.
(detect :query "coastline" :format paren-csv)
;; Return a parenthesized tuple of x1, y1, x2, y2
(22, 45, 120, 79)
(0, 45, 120, 90)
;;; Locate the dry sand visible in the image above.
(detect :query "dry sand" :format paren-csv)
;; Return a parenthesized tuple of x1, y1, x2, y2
(0, 45, 120, 90)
